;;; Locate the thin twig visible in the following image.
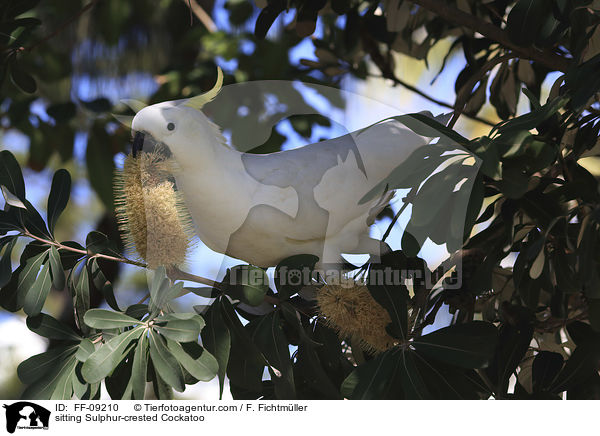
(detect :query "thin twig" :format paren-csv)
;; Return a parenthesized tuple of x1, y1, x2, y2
(482, 2, 507, 25)
(166, 265, 221, 288)
(374, 73, 496, 127)
(23, 0, 103, 52)
(166, 266, 281, 305)
(182, 0, 217, 33)
(382, 187, 416, 242)
(136, 293, 150, 305)
(22, 230, 147, 267)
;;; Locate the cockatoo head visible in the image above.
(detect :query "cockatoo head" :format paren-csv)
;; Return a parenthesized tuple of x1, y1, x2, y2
(130, 68, 224, 164)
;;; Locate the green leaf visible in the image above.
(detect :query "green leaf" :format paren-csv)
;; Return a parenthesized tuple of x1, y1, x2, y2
(251, 311, 295, 399)
(26, 313, 80, 341)
(49, 246, 65, 290)
(274, 254, 319, 299)
(341, 348, 402, 399)
(0, 209, 23, 235)
(131, 332, 149, 400)
(397, 350, 431, 399)
(359, 144, 453, 204)
(506, 0, 546, 46)
(157, 312, 205, 329)
(47, 169, 71, 235)
(226, 265, 269, 306)
(532, 351, 564, 392)
(18, 345, 78, 384)
(148, 329, 185, 392)
(49, 357, 78, 400)
(1, 185, 25, 208)
(22, 355, 78, 400)
(75, 338, 96, 362)
(280, 302, 321, 347)
(5, 1, 42, 19)
(81, 381, 101, 400)
(72, 367, 89, 399)
(16, 250, 48, 306)
(22, 198, 51, 238)
(401, 230, 421, 257)
(367, 262, 409, 339)
(412, 321, 498, 369)
(148, 361, 174, 399)
(46, 102, 77, 123)
(125, 304, 150, 320)
(0, 150, 26, 200)
(72, 261, 90, 333)
(412, 355, 490, 399)
(227, 332, 265, 394)
(166, 339, 218, 382)
(254, 0, 286, 39)
(89, 258, 121, 311)
(200, 298, 231, 399)
(549, 343, 600, 393)
(461, 174, 484, 242)
(84, 308, 141, 329)
(588, 298, 600, 332)
(185, 286, 220, 298)
(85, 231, 120, 257)
(58, 241, 85, 269)
(81, 97, 112, 113)
(485, 311, 534, 394)
(149, 266, 172, 315)
(81, 327, 144, 383)
(23, 260, 52, 315)
(358, 112, 468, 145)
(86, 123, 116, 209)
(0, 236, 17, 288)
(495, 163, 530, 198)
(105, 348, 134, 399)
(153, 317, 202, 342)
(493, 96, 568, 135)
(10, 63, 37, 93)
(410, 162, 469, 228)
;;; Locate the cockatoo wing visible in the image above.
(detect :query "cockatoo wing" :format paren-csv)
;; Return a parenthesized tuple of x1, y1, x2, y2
(240, 119, 428, 239)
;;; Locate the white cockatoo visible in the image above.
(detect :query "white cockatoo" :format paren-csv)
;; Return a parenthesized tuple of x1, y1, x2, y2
(130, 69, 431, 268)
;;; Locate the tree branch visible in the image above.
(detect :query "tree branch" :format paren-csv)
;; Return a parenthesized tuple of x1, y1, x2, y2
(407, 0, 570, 72)
(166, 266, 281, 305)
(23, 0, 103, 52)
(166, 265, 220, 288)
(22, 230, 146, 268)
(182, 0, 217, 33)
(371, 73, 496, 127)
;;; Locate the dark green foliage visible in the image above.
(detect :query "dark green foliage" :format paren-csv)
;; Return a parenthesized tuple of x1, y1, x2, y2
(1, 0, 600, 400)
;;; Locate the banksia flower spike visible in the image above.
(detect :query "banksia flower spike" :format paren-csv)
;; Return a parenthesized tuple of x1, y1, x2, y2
(114, 151, 194, 269)
(316, 282, 398, 353)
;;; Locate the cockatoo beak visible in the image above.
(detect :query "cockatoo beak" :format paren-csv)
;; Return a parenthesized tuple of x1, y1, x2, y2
(132, 131, 145, 158)
(130, 130, 172, 160)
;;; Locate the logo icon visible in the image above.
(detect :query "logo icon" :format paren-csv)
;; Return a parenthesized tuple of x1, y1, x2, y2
(3, 402, 50, 433)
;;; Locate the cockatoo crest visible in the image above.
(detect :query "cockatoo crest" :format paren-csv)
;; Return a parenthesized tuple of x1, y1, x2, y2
(183, 67, 224, 110)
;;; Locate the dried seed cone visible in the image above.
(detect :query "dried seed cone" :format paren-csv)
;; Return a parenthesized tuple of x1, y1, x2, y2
(114, 152, 193, 269)
(316, 283, 397, 353)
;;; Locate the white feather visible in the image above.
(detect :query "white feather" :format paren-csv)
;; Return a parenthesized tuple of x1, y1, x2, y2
(131, 100, 430, 268)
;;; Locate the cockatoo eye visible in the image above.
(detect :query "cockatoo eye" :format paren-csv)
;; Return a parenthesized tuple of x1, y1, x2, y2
(167, 122, 176, 131)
